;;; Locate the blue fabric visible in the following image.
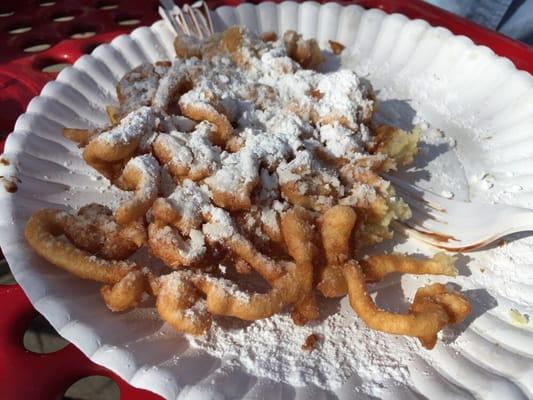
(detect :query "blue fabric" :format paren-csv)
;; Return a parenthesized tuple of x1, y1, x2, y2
(426, 0, 533, 45)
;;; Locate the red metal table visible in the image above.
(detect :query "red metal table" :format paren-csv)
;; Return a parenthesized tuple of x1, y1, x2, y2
(0, 1, 531, 399)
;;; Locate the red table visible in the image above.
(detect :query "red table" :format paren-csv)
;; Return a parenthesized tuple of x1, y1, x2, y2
(0, 1, 531, 399)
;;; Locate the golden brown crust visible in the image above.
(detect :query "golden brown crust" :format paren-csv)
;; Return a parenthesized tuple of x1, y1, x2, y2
(283, 30, 325, 69)
(280, 207, 319, 325)
(101, 270, 147, 312)
(316, 205, 356, 298)
(328, 40, 345, 55)
(344, 260, 470, 349)
(114, 155, 161, 225)
(25, 209, 137, 284)
(63, 204, 145, 260)
(179, 101, 233, 147)
(153, 274, 212, 334)
(361, 253, 458, 283)
(63, 128, 95, 146)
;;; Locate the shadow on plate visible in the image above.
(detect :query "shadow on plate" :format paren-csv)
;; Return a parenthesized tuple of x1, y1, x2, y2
(441, 285, 498, 345)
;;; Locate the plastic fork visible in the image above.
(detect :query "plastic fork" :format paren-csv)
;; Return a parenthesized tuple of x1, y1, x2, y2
(385, 174, 533, 252)
(159, 0, 214, 37)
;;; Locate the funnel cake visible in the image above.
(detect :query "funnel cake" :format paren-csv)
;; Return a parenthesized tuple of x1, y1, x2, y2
(25, 26, 470, 349)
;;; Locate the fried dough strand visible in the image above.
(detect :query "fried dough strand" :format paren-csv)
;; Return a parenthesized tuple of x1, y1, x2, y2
(361, 252, 458, 283)
(344, 261, 470, 349)
(24, 209, 146, 311)
(115, 154, 161, 224)
(280, 207, 319, 325)
(317, 205, 355, 298)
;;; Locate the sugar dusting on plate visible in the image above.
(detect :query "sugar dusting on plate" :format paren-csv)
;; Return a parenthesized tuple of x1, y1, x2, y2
(188, 298, 416, 394)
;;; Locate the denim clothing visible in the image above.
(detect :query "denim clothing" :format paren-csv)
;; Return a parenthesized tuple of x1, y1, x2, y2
(426, 0, 533, 44)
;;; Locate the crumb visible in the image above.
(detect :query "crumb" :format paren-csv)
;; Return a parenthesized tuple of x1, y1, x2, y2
(301, 333, 320, 351)
(2, 178, 17, 193)
(310, 89, 323, 100)
(509, 309, 529, 326)
(497, 239, 507, 247)
(0, 157, 9, 166)
(328, 40, 345, 55)
(479, 268, 485, 273)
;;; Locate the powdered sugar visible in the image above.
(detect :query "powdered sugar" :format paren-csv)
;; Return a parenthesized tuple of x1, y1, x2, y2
(152, 60, 188, 109)
(159, 114, 197, 133)
(202, 206, 236, 242)
(152, 225, 206, 265)
(184, 299, 209, 321)
(127, 153, 160, 177)
(158, 121, 221, 179)
(315, 70, 374, 129)
(167, 179, 210, 233)
(97, 106, 156, 146)
(202, 274, 252, 303)
(123, 154, 160, 202)
(189, 298, 415, 393)
(204, 150, 259, 203)
(319, 123, 364, 160)
(158, 270, 191, 294)
(158, 33, 385, 216)
(117, 63, 161, 113)
(260, 208, 279, 233)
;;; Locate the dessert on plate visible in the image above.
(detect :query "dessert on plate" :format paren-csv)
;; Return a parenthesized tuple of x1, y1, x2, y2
(24, 26, 470, 350)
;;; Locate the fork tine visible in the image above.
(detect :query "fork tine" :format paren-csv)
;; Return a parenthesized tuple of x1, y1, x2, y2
(384, 173, 447, 213)
(184, 3, 210, 38)
(384, 174, 459, 240)
(197, 1, 214, 35)
(182, 5, 199, 36)
(404, 203, 451, 236)
(191, 1, 214, 37)
(393, 185, 448, 223)
(161, 1, 214, 38)
(173, 6, 192, 35)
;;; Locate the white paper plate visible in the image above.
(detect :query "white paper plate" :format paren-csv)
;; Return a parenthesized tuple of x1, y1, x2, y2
(1, 2, 533, 399)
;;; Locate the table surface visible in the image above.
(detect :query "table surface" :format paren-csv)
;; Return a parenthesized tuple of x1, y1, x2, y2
(0, 1, 531, 399)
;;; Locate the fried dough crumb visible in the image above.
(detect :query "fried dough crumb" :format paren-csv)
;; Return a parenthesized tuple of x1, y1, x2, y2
(509, 309, 529, 326)
(328, 40, 345, 55)
(2, 178, 18, 193)
(302, 333, 320, 351)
